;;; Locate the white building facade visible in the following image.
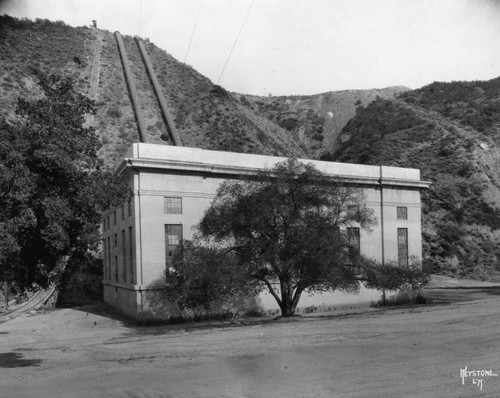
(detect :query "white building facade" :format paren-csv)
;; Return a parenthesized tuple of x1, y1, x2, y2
(102, 143, 429, 320)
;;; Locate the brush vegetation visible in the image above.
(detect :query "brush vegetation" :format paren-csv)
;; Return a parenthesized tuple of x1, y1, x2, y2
(2, 15, 500, 281)
(326, 79, 500, 279)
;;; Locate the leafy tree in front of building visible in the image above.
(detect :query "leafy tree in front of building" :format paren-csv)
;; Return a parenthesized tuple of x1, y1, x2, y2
(0, 73, 128, 302)
(166, 240, 259, 317)
(170, 159, 428, 317)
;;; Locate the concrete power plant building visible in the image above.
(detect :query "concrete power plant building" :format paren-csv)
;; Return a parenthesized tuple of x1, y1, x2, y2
(102, 143, 429, 320)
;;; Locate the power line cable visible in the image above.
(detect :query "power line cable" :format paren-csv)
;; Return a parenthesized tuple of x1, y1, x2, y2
(184, 0, 202, 64)
(138, 0, 143, 36)
(217, 0, 254, 85)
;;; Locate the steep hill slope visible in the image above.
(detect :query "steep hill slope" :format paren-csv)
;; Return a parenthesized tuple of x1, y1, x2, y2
(4, 16, 500, 281)
(0, 16, 408, 166)
(0, 16, 305, 167)
(240, 87, 408, 158)
(327, 78, 500, 280)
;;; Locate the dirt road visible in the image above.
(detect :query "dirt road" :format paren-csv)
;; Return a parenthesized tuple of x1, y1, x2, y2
(1, 291, 500, 397)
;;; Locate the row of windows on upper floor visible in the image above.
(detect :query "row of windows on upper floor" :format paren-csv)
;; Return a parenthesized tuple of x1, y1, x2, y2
(103, 197, 133, 231)
(347, 205, 408, 220)
(102, 197, 183, 231)
(103, 197, 410, 231)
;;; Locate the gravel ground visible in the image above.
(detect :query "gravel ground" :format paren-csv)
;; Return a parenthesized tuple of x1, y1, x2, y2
(1, 288, 500, 397)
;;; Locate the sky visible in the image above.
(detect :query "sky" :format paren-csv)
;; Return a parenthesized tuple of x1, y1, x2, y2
(1, 0, 500, 96)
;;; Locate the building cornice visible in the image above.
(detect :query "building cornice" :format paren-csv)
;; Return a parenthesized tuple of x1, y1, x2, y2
(117, 157, 431, 190)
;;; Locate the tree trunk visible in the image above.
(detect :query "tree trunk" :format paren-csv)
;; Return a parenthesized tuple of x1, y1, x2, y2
(291, 286, 304, 314)
(262, 277, 303, 317)
(279, 301, 296, 317)
(279, 279, 298, 317)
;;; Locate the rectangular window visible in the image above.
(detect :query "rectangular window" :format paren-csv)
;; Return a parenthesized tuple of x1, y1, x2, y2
(107, 237, 111, 280)
(397, 207, 408, 220)
(347, 205, 359, 221)
(347, 227, 361, 274)
(114, 211, 117, 225)
(164, 197, 182, 214)
(129, 226, 134, 284)
(121, 204, 125, 221)
(122, 230, 126, 282)
(103, 239, 108, 280)
(114, 255, 118, 281)
(106, 240, 110, 280)
(128, 198, 132, 217)
(114, 233, 117, 247)
(165, 224, 182, 268)
(398, 228, 409, 267)
(347, 227, 360, 254)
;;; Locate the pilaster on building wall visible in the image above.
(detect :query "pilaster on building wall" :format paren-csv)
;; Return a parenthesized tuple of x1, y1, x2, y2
(102, 143, 430, 320)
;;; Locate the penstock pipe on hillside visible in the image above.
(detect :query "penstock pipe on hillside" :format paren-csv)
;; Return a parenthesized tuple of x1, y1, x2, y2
(114, 31, 147, 143)
(135, 36, 182, 147)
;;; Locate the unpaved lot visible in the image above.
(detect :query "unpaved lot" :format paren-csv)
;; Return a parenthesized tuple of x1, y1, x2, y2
(1, 290, 500, 397)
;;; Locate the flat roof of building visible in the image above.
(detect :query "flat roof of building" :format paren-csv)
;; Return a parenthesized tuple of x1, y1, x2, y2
(116, 143, 429, 188)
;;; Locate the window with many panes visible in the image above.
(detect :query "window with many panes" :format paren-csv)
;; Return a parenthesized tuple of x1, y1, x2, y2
(347, 205, 359, 221)
(347, 227, 360, 253)
(165, 224, 182, 269)
(103, 239, 108, 279)
(107, 237, 111, 279)
(347, 227, 361, 274)
(398, 228, 408, 267)
(397, 207, 408, 220)
(128, 226, 134, 283)
(164, 197, 182, 214)
(122, 230, 126, 282)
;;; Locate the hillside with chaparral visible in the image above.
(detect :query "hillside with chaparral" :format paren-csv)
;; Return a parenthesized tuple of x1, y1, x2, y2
(1, 15, 500, 282)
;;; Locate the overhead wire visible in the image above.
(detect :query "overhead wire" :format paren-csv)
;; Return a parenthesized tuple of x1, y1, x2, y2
(216, 0, 255, 85)
(138, 0, 143, 36)
(91, 0, 97, 19)
(184, 0, 202, 64)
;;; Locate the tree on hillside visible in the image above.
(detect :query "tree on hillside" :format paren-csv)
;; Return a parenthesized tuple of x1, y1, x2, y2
(0, 73, 128, 298)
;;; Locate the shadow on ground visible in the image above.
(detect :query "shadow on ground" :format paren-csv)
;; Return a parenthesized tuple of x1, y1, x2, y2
(120, 287, 500, 336)
(64, 287, 500, 339)
(119, 317, 272, 338)
(69, 304, 133, 325)
(0, 352, 43, 368)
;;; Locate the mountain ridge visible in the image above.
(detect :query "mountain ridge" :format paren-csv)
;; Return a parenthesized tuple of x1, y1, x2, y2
(0, 15, 405, 165)
(239, 86, 409, 158)
(330, 79, 500, 280)
(3, 15, 500, 280)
